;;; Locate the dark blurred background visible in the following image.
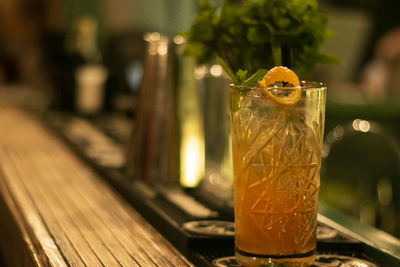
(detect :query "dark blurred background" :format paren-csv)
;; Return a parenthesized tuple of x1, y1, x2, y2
(0, 0, 399, 108)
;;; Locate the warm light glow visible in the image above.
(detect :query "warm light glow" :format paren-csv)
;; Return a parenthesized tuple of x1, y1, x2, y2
(149, 44, 158, 55)
(359, 120, 370, 132)
(210, 64, 223, 77)
(180, 135, 204, 187)
(326, 125, 343, 144)
(178, 56, 205, 188)
(173, 35, 185, 45)
(333, 125, 344, 139)
(194, 65, 208, 80)
(150, 32, 161, 41)
(352, 119, 370, 132)
(321, 144, 330, 158)
(158, 38, 168, 55)
(143, 32, 151, 41)
(352, 119, 361, 131)
(144, 32, 161, 42)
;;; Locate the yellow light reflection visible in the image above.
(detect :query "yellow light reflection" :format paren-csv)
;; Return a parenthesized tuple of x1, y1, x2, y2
(173, 35, 185, 45)
(210, 64, 223, 77)
(178, 55, 205, 188)
(359, 120, 370, 132)
(180, 135, 204, 187)
(352, 119, 361, 131)
(157, 37, 168, 55)
(352, 119, 370, 132)
(194, 65, 208, 80)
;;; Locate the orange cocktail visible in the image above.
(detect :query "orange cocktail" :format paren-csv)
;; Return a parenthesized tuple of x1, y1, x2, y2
(230, 75, 326, 266)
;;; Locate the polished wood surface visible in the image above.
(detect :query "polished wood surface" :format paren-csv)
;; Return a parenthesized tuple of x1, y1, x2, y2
(0, 107, 193, 267)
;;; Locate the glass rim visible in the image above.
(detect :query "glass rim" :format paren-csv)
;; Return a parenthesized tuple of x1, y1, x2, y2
(230, 81, 327, 91)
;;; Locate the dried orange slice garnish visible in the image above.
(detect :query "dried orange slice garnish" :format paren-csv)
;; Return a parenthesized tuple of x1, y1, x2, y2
(258, 66, 301, 105)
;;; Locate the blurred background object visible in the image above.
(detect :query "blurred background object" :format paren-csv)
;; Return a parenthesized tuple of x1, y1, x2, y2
(0, 0, 46, 86)
(317, 0, 400, 102)
(321, 119, 400, 237)
(1, 0, 400, 109)
(126, 33, 179, 185)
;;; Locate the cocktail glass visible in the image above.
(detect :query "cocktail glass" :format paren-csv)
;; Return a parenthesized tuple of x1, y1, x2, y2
(230, 81, 326, 266)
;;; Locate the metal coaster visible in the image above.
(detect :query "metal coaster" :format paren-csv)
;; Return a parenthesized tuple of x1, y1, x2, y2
(317, 225, 338, 240)
(212, 256, 241, 267)
(182, 220, 234, 237)
(213, 254, 377, 267)
(313, 255, 377, 267)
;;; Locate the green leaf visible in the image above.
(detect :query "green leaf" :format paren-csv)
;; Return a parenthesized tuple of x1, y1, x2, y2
(247, 26, 270, 44)
(184, 0, 337, 79)
(236, 69, 248, 84)
(277, 17, 291, 28)
(243, 69, 268, 86)
(216, 56, 236, 82)
(191, 24, 214, 41)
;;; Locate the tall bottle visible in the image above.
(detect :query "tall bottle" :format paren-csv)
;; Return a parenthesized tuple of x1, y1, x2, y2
(126, 33, 205, 187)
(63, 15, 107, 115)
(126, 33, 178, 184)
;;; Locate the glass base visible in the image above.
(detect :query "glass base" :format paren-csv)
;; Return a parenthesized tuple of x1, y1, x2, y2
(235, 248, 316, 267)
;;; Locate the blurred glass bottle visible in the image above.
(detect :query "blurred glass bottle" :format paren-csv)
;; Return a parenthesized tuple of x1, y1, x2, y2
(195, 62, 233, 202)
(65, 16, 108, 115)
(126, 33, 179, 184)
(174, 36, 205, 188)
(126, 33, 206, 188)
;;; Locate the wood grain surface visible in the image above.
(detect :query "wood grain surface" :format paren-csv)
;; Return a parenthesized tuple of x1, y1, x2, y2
(0, 107, 193, 267)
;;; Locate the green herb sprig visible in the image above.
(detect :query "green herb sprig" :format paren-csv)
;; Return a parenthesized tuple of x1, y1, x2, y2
(184, 0, 336, 84)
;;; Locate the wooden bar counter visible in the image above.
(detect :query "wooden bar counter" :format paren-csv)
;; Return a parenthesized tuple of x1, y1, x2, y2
(0, 107, 193, 267)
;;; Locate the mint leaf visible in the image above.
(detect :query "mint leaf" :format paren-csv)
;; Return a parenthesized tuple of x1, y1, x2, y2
(236, 69, 248, 84)
(243, 69, 268, 87)
(217, 56, 236, 82)
(184, 0, 337, 78)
